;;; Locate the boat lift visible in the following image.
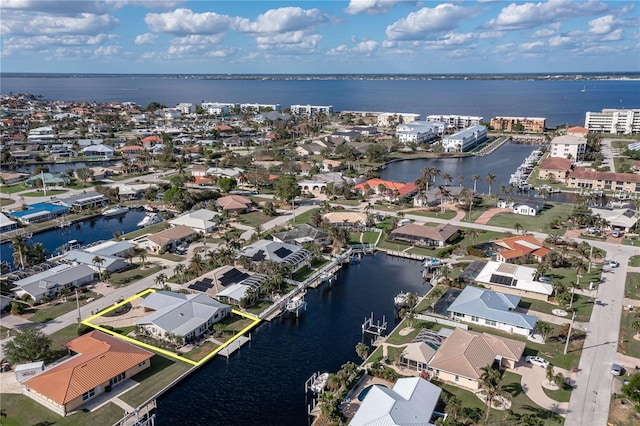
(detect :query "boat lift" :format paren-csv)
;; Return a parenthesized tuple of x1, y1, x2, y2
(361, 312, 387, 337)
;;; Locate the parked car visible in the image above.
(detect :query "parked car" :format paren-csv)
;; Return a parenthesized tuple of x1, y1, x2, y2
(611, 364, 623, 376)
(609, 260, 620, 268)
(525, 355, 550, 368)
(612, 229, 620, 238)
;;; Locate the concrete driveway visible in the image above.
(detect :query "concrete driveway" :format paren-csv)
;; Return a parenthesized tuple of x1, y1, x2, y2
(511, 361, 574, 417)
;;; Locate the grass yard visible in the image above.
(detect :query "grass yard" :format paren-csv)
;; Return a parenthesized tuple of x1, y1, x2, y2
(331, 199, 362, 207)
(0, 184, 26, 194)
(22, 189, 68, 197)
(625, 273, 640, 300)
(292, 207, 320, 225)
(122, 222, 170, 240)
(110, 264, 162, 287)
(457, 228, 514, 249)
(245, 300, 272, 316)
(408, 210, 458, 220)
(542, 382, 573, 402)
(183, 341, 218, 362)
(0, 394, 124, 426)
(237, 210, 274, 227)
(28, 291, 102, 323)
(0, 196, 15, 207)
(630, 256, 640, 267)
(291, 265, 316, 282)
(220, 315, 255, 333)
(618, 309, 640, 358)
(119, 354, 193, 407)
(487, 202, 574, 233)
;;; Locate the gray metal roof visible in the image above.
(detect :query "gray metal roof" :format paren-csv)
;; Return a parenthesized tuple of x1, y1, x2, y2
(446, 286, 537, 330)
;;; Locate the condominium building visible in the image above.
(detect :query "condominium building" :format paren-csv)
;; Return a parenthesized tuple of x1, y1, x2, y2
(549, 135, 587, 160)
(566, 168, 640, 192)
(201, 102, 233, 116)
(426, 115, 483, 130)
(489, 116, 546, 133)
(175, 103, 196, 114)
(376, 112, 421, 127)
(290, 104, 333, 115)
(240, 103, 281, 112)
(441, 125, 487, 152)
(585, 109, 640, 134)
(395, 121, 440, 144)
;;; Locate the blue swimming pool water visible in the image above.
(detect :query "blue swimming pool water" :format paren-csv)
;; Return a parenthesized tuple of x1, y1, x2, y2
(358, 384, 389, 402)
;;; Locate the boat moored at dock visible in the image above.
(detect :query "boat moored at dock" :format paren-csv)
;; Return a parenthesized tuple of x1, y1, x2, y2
(137, 212, 163, 227)
(102, 206, 129, 217)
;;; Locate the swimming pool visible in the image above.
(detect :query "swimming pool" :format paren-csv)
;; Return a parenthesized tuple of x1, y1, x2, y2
(358, 384, 389, 401)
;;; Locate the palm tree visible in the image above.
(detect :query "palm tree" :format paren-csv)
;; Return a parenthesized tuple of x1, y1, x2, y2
(355, 342, 369, 364)
(154, 273, 168, 289)
(174, 264, 186, 285)
(189, 253, 206, 276)
(138, 251, 147, 269)
(458, 175, 464, 186)
(514, 223, 523, 235)
(441, 172, 453, 186)
(471, 174, 480, 193)
(485, 173, 496, 195)
(545, 364, 555, 384)
(437, 186, 451, 212)
(10, 235, 29, 270)
(479, 365, 503, 421)
(92, 256, 105, 281)
(632, 316, 640, 339)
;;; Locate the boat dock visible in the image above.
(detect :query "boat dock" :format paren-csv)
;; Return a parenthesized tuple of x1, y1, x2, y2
(361, 312, 387, 337)
(473, 136, 510, 157)
(218, 335, 251, 358)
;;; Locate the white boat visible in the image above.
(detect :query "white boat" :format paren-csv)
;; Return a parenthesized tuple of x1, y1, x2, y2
(102, 206, 129, 217)
(320, 272, 335, 283)
(137, 212, 163, 227)
(394, 292, 411, 308)
(285, 294, 307, 317)
(310, 372, 329, 393)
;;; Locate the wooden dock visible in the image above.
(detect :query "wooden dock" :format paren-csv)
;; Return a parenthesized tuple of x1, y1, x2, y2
(218, 335, 251, 358)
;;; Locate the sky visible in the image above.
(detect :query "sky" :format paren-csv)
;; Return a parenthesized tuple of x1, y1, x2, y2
(1, 0, 639, 74)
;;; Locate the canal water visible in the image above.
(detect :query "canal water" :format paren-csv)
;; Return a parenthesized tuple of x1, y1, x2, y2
(0, 209, 146, 268)
(156, 254, 428, 426)
(379, 141, 540, 192)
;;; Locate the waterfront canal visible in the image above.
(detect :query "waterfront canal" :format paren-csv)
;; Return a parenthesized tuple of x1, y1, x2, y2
(156, 254, 428, 426)
(379, 141, 540, 191)
(0, 209, 146, 269)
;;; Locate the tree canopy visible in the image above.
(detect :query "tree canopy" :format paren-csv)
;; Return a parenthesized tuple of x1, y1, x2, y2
(2, 328, 52, 364)
(274, 174, 300, 202)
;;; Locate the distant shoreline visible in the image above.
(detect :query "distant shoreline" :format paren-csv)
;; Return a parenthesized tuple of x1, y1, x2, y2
(2, 72, 640, 81)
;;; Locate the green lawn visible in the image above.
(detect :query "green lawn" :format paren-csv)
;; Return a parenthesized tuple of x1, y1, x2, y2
(22, 189, 68, 197)
(0, 184, 26, 194)
(487, 202, 574, 233)
(183, 341, 218, 361)
(245, 300, 272, 316)
(0, 394, 124, 426)
(119, 355, 193, 407)
(109, 172, 152, 181)
(618, 310, 640, 358)
(122, 222, 170, 240)
(292, 207, 320, 225)
(331, 199, 362, 207)
(625, 273, 640, 300)
(0, 196, 15, 207)
(409, 210, 458, 220)
(291, 265, 315, 282)
(457, 228, 513, 249)
(542, 383, 573, 402)
(630, 256, 640, 267)
(237, 210, 274, 227)
(110, 264, 162, 287)
(28, 291, 102, 323)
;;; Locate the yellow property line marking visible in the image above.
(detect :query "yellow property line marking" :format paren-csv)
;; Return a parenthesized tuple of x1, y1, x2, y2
(82, 288, 261, 366)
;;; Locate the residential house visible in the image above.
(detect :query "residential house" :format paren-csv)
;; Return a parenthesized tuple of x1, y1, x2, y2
(49, 191, 108, 210)
(447, 286, 538, 336)
(0, 171, 28, 184)
(353, 178, 418, 201)
(493, 235, 549, 263)
(25, 173, 68, 188)
(428, 328, 525, 390)
(120, 145, 146, 157)
(389, 223, 460, 247)
(566, 168, 640, 192)
(467, 261, 553, 301)
(216, 195, 252, 214)
(322, 159, 343, 172)
(237, 240, 311, 272)
(567, 126, 589, 138)
(21, 331, 153, 416)
(81, 144, 114, 157)
(145, 225, 196, 253)
(350, 377, 442, 426)
(590, 206, 639, 233)
(214, 272, 270, 306)
(538, 157, 573, 181)
(398, 342, 438, 373)
(12, 264, 95, 302)
(298, 179, 328, 194)
(10, 202, 69, 225)
(169, 209, 220, 233)
(497, 195, 544, 216)
(63, 250, 128, 274)
(413, 186, 466, 208)
(205, 167, 244, 180)
(296, 143, 326, 157)
(141, 135, 162, 148)
(271, 224, 329, 246)
(0, 213, 18, 233)
(185, 265, 268, 304)
(136, 291, 231, 344)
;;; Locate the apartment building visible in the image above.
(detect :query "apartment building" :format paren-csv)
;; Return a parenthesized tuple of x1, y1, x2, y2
(585, 109, 640, 134)
(441, 125, 487, 152)
(549, 135, 587, 160)
(489, 116, 546, 133)
(426, 114, 483, 130)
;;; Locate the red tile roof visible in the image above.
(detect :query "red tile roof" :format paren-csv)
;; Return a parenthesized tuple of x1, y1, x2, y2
(141, 135, 161, 143)
(495, 235, 549, 260)
(567, 126, 588, 134)
(120, 145, 145, 152)
(353, 178, 417, 197)
(539, 157, 573, 171)
(568, 168, 640, 183)
(23, 331, 152, 405)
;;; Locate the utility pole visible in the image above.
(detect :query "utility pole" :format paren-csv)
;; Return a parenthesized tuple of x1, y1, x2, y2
(75, 287, 81, 323)
(563, 310, 576, 355)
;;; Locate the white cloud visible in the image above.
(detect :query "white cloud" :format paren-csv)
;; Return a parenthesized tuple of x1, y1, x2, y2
(486, 0, 610, 30)
(519, 41, 545, 51)
(588, 15, 619, 35)
(548, 35, 574, 48)
(256, 32, 322, 52)
(93, 45, 122, 59)
(1, 12, 119, 35)
(479, 31, 504, 39)
(144, 8, 234, 35)
(532, 28, 556, 37)
(135, 33, 157, 45)
(344, 0, 411, 16)
(385, 4, 471, 41)
(1, 0, 184, 14)
(233, 7, 333, 34)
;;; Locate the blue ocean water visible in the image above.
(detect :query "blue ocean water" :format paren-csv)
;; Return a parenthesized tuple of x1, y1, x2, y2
(2, 75, 638, 127)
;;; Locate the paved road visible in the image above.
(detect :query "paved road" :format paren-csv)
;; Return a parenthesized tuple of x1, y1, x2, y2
(564, 241, 635, 426)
